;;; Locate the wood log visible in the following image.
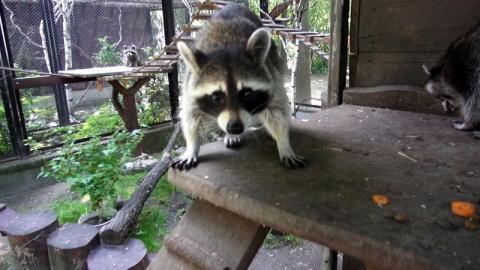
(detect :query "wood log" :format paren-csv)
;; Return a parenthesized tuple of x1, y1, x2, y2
(0, 204, 18, 236)
(99, 124, 180, 244)
(87, 238, 149, 270)
(6, 209, 59, 270)
(47, 223, 100, 270)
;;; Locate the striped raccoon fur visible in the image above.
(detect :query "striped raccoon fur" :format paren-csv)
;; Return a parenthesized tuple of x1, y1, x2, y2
(122, 45, 145, 67)
(423, 22, 480, 139)
(171, 3, 307, 170)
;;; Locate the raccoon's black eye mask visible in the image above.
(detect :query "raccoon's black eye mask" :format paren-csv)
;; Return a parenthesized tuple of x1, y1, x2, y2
(196, 88, 271, 116)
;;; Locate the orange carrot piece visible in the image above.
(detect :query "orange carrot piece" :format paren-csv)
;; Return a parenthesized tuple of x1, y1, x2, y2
(451, 201, 476, 218)
(372, 194, 389, 205)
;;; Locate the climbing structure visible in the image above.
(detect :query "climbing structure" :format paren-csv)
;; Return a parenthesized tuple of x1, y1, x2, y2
(114, 0, 330, 80)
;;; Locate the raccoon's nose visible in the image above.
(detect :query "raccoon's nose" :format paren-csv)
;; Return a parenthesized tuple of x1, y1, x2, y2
(227, 120, 244, 135)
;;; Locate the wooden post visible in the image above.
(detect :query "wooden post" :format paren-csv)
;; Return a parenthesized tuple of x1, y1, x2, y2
(47, 223, 100, 270)
(6, 209, 59, 270)
(108, 77, 149, 157)
(327, 0, 350, 108)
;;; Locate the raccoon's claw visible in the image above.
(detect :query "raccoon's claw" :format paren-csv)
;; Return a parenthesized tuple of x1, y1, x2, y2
(224, 135, 242, 149)
(170, 156, 198, 170)
(282, 155, 307, 169)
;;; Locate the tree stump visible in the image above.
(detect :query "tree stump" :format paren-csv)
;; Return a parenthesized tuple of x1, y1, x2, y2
(47, 223, 100, 270)
(87, 238, 149, 270)
(0, 204, 18, 236)
(6, 209, 59, 270)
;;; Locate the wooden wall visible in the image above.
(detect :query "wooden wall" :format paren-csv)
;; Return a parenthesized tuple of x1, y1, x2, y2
(349, 0, 480, 88)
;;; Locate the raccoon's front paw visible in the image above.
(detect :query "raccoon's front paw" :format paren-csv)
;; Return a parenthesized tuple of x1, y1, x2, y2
(170, 155, 198, 171)
(224, 134, 242, 149)
(472, 131, 480, 139)
(453, 121, 472, 131)
(281, 154, 307, 169)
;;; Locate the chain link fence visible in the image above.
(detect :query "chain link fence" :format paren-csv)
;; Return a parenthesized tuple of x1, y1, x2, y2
(1, 0, 192, 160)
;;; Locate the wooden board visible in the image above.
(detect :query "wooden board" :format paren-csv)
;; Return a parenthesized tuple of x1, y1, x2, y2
(354, 52, 442, 87)
(350, 0, 480, 87)
(358, 0, 480, 52)
(168, 105, 480, 270)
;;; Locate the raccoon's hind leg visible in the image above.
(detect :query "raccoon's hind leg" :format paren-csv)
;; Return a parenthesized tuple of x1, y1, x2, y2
(259, 110, 307, 168)
(224, 134, 242, 148)
(170, 120, 202, 170)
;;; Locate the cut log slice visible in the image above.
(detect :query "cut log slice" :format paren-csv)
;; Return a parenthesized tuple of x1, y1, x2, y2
(6, 209, 59, 270)
(87, 238, 149, 270)
(47, 223, 100, 270)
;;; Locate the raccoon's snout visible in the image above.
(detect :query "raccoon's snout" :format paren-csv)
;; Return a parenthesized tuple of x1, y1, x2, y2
(227, 120, 244, 134)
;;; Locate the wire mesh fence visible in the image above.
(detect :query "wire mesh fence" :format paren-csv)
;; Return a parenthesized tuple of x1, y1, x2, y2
(0, 0, 192, 160)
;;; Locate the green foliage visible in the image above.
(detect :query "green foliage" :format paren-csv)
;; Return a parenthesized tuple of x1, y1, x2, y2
(263, 230, 304, 249)
(39, 128, 144, 211)
(93, 36, 122, 66)
(52, 171, 176, 252)
(75, 103, 124, 138)
(0, 102, 14, 157)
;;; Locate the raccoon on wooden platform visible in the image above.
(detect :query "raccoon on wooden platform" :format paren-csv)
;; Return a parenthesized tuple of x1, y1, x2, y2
(171, 3, 307, 170)
(122, 45, 145, 67)
(424, 22, 480, 139)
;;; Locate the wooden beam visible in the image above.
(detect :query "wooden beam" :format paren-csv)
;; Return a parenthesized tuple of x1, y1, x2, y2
(327, 0, 350, 108)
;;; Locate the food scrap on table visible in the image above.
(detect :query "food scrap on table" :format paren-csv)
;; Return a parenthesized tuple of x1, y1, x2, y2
(451, 201, 475, 218)
(372, 194, 389, 206)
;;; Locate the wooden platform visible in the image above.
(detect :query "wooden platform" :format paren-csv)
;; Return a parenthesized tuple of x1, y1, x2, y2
(157, 105, 479, 270)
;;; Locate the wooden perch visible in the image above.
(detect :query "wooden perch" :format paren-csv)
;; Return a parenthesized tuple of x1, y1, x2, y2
(99, 124, 181, 245)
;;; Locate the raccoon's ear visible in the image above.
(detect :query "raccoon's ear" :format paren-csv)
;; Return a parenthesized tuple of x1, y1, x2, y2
(247, 28, 271, 65)
(178, 42, 204, 74)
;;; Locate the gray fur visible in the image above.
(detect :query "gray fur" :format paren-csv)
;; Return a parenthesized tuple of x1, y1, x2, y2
(424, 22, 480, 138)
(171, 3, 307, 170)
(122, 45, 145, 67)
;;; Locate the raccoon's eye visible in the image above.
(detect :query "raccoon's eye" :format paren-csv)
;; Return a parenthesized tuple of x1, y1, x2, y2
(211, 91, 224, 103)
(240, 88, 254, 100)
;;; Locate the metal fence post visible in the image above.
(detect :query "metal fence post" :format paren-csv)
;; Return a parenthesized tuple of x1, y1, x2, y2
(0, 2, 29, 158)
(40, 0, 70, 126)
(162, 0, 179, 120)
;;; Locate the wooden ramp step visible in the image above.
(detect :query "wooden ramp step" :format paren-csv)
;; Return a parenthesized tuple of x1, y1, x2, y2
(147, 199, 268, 270)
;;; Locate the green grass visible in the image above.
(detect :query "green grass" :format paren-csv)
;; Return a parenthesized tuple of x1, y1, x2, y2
(263, 230, 304, 249)
(52, 171, 177, 252)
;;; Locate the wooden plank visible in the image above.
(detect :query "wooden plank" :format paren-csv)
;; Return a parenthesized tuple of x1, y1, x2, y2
(148, 200, 268, 270)
(167, 104, 480, 270)
(358, 0, 480, 52)
(354, 52, 442, 87)
(343, 85, 446, 114)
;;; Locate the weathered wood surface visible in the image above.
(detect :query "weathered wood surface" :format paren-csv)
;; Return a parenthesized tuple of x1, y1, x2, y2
(0, 205, 18, 236)
(343, 85, 449, 114)
(87, 238, 149, 270)
(6, 209, 59, 270)
(148, 199, 269, 270)
(47, 223, 100, 270)
(351, 0, 480, 87)
(167, 105, 480, 270)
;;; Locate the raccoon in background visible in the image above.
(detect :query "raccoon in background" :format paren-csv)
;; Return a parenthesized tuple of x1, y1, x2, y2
(170, 3, 307, 170)
(423, 22, 480, 139)
(122, 45, 145, 67)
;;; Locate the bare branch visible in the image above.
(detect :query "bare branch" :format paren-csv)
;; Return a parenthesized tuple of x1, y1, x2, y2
(3, 3, 43, 49)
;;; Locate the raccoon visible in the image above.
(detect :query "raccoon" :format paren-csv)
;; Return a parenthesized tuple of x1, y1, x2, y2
(423, 22, 480, 138)
(170, 3, 307, 170)
(122, 45, 145, 67)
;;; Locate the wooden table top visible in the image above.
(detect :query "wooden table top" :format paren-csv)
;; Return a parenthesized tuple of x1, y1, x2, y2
(168, 104, 480, 270)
